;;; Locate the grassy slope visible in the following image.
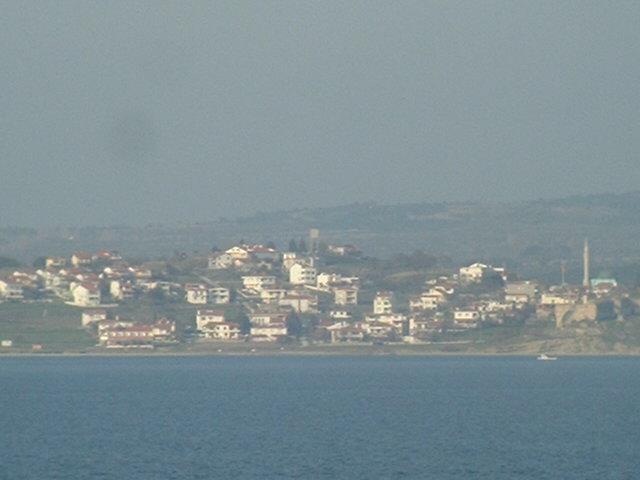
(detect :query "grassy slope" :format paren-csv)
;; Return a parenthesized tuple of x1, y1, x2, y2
(0, 298, 250, 353)
(0, 302, 93, 351)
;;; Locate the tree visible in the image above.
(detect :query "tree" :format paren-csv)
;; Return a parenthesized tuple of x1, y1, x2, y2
(286, 313, 303, 338)
(100, 282, 111, 302)
(32, 256, 47, 269)
(150, 287, 167, 304)
(237, 311, 252, 335)
(597, 300, 616, 321)
(298, 238, 307, 253)
(480, 271, 505, 290)
(288, 239, 298, 252)
(91, 259, 111, 273)
(620, 297, 638, 319)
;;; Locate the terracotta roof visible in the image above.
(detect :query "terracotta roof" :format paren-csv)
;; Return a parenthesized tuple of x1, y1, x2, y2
(197, 309, 226, 316)
(79, 282, 100, 293)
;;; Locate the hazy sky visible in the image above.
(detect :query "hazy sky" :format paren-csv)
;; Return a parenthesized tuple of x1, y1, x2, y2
(2, 1, 639, 226)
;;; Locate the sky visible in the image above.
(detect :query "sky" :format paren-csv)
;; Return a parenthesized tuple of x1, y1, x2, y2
(1, 1, 639, 226)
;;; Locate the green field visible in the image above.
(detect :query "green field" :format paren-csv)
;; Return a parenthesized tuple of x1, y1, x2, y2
(0, 301, 93, 352)
(0, 299, 245, 353)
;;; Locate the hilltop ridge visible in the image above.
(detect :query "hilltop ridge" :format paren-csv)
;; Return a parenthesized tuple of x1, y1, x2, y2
(2, 191, 640, 272)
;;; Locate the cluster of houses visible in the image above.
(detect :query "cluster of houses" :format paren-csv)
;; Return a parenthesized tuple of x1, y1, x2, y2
(0, 251, 163, 306)
(200, 245, 323, 342)
(0, 251, 181, 348)
(314, 262, 624, 341)
(0, 241, 628, 349)
(195, 247, 625, 344)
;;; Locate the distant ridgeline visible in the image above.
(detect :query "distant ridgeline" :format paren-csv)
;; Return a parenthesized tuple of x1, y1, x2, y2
(2, 192, 640, 283)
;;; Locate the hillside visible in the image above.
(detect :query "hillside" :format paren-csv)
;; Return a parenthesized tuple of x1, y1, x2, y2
(3, 192, 640, 280)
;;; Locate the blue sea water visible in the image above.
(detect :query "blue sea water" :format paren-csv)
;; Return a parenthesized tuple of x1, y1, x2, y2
(0, 356, 639, 479)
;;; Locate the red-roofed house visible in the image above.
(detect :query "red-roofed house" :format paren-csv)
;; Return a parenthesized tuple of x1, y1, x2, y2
(99, 319, 176, 347)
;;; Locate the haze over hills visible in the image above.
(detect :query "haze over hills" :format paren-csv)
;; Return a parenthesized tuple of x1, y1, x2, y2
(3, 191, 640, 281)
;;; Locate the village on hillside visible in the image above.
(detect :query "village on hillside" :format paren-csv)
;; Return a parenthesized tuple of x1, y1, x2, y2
(0, 231, 634, 353)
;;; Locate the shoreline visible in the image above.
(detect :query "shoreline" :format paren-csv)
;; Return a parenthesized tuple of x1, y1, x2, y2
(2, 349, 640, 358)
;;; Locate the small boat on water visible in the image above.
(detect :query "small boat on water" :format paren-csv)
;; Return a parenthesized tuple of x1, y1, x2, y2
(537, 353, 558, 361)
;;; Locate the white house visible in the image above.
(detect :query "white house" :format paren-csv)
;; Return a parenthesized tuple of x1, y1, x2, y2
(249, 312, 288, 341)
(0, 280, 25, 301)
(365, 313, 407, 333)
(250, 323, 288, 341)
(196, 309, 226, 330)
(329, 309, 353, 320)
(45, 257, 66, 268)
(410, 288, 448, 311)
(459, 263, 507, 284)
(225, 246, 250, 260)
(196, 310, 240, 339)
(539, 294, 574, 306)
(101, 266, 131, 280)
(459, 263, 488, 283)
(279, 292, 318, 313)
(360, 320, 397, 339)
(334, 287, 358, 306)
(209, 253, 234, 270)
(201, 322, 241, 340)
(71, 252, 92, 267)
(324, 322, 365, 343)
(373, 292, 393, 314)
(282, 252, 306, 271)
(317, 272, 342, 288)
(185, 284, 208, 304)
(454, 309, 480, 328)
(505, 282, 537, 304)
(49, 272, 73, 298)
(289, 263, 317, 285)
(131, 267, 152, 280)
(72, 283, 101, 307)
(327, 244, 360, 256)
(110, 280, 136, 301)
(242, 276, 276, 292)
(420, 293, 441, 310)
(260, 288, 288, 304)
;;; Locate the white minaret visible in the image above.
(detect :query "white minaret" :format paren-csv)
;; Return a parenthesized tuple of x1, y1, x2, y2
(582, 238, 590, 289)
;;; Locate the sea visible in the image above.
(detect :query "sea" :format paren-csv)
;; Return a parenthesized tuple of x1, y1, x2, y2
(0, 356, 638, 479)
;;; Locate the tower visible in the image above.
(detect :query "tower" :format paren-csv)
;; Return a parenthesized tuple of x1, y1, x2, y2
(582, 238, 590, 289)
